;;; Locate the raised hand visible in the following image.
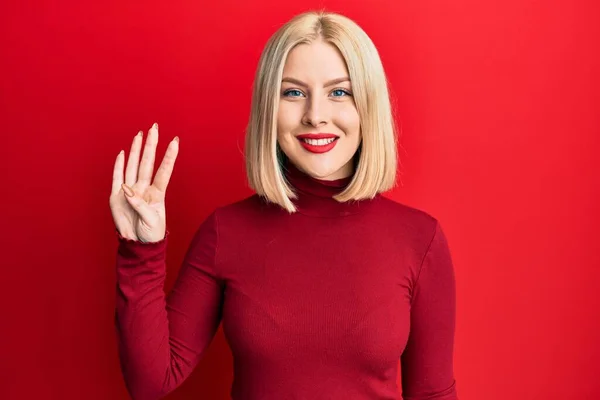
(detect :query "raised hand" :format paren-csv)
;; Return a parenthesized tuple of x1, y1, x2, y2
(109, 123, 179, 243)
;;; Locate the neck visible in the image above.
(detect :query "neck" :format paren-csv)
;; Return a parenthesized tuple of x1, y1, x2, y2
(282, 161, 378, 217)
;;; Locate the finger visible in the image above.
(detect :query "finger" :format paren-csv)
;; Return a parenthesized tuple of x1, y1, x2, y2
(137, 122, 158, 187)
(111, 150, 125, 197)
(153, 137, 179, 192)
(125, 130, 143, 187)
(122, 184, 155, 226)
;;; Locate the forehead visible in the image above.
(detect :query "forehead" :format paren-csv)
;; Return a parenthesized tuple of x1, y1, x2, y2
(282, 40, 350, 82)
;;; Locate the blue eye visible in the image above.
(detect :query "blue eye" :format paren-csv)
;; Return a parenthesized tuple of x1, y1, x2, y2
(281, 88, 352, 98)
(283, 89, 303, 97)
(331, 89, 351, 97)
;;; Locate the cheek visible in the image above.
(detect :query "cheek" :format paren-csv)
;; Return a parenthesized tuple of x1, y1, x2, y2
(276, 105, 299, 149)
(277, 103, 298, 132)
(335, 106, 360, 133)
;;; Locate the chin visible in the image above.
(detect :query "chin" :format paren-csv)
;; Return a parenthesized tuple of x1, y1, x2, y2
(294, 157, 349, 180)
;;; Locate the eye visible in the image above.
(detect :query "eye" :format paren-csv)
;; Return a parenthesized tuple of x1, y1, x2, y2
(281, 88, 353, 98)
(331, 88, 352, 97)
(282, 89, 304, 97)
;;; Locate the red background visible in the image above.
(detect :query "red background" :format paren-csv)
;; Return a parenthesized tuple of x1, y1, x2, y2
(1, 0, 599, 399)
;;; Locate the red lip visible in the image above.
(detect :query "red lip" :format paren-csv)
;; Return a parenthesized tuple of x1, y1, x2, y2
(296, 133, 339, 154)
(296, 133, 339, 139)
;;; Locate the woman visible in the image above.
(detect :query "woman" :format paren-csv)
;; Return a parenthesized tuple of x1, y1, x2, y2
(110, 10, 458, 400)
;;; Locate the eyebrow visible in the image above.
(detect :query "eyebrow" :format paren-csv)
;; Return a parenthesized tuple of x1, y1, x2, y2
(281, 77, 351, 87)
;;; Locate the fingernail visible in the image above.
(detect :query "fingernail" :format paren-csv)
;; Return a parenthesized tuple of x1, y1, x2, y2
(153, 122, 158, 130)
(121, 183, 134, 197)
(174, 136, 179, 143)
(137, 130, 143, 137)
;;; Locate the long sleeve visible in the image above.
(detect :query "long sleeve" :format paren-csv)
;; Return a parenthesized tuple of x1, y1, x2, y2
(114, 211, 224, 400)
(401, 221, 459, 400)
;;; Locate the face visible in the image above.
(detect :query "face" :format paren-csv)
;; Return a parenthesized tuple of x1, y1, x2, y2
(277, 38, 361, 181)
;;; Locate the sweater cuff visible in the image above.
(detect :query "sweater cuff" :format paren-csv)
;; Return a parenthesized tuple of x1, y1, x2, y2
(115, 228, 170, 257)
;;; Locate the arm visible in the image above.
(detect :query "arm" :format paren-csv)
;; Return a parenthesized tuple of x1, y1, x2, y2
(401, 221, 459, 400)
(114, 211, 223, 400)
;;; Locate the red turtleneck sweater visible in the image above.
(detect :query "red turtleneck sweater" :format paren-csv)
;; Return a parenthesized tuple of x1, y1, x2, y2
(114, 163, 458, 400)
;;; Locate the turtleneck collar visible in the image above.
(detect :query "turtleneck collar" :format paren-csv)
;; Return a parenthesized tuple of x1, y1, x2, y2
(282, 161, 378, 217)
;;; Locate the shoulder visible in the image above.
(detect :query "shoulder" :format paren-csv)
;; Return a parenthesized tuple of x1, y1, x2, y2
(373, 195, 441, 247)
(376, 195, 439, 228)
(206, 193, 275, 231)
(371, 197, 454, 281)
(213, 193, 265, 217)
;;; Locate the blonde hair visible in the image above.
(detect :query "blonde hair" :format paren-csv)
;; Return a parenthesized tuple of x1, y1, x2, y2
(245, 10, 398, 213)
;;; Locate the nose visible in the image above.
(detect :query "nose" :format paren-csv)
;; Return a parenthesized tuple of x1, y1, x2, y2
(302, 95, 328, 127)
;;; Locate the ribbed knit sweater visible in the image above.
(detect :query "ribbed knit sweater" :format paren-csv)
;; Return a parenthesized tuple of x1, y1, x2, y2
(114, 163, 458, 400)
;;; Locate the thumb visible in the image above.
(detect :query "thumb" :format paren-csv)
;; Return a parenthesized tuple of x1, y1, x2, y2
(121, 184, 154, 222)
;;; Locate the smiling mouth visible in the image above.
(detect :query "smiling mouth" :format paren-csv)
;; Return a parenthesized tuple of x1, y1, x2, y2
(296, 135, 340, 154)
(298, 137, 339, 146)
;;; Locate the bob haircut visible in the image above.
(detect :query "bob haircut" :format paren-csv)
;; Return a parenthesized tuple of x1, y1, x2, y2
(245, 10, 398, 213)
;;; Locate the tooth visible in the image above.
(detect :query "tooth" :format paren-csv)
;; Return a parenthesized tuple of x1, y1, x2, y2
(302, 137, 335, 145)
